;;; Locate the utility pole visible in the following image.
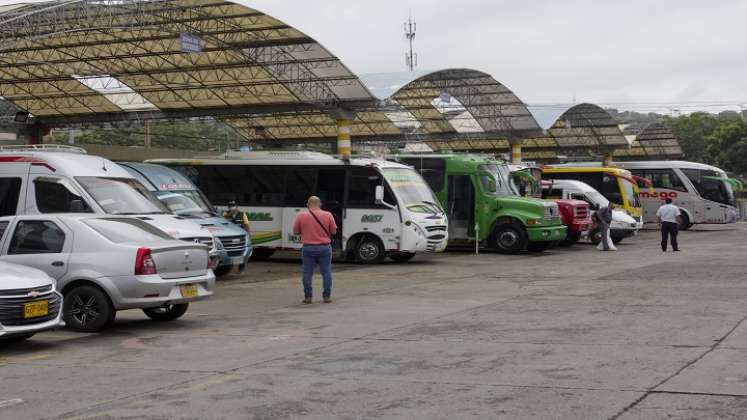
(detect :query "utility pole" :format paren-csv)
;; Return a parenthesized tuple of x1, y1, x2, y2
(404, 13, 418, 71)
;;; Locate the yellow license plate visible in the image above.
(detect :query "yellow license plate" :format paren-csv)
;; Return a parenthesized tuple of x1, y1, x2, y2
(24, 301, 49, 318)
(180, 285, 198, 298)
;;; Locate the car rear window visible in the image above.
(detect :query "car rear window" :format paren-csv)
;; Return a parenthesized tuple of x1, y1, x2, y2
(83, 218, 174, 243)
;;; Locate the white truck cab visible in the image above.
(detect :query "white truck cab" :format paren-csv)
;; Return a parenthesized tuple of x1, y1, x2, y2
(0, 145, 216, 252)
(542, 179, 641, 244)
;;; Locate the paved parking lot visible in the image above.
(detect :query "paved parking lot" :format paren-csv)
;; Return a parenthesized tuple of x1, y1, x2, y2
(2, 225, 747, 419)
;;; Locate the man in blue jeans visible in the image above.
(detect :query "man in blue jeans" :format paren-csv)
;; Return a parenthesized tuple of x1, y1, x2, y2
(292, 196, 337, 304)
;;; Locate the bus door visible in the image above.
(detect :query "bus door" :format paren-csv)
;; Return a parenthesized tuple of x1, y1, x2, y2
(343, 167, 399, 252)
(446, 174, 475, 240)
(317, 168, 345, 250)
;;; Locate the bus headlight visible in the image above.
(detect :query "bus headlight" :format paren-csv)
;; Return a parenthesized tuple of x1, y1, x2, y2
(526, 218, 542, 225)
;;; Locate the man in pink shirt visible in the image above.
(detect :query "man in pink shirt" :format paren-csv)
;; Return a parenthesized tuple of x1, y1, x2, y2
(292, 196, 338, 304)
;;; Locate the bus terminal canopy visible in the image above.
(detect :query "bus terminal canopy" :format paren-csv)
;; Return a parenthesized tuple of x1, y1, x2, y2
(0, 0, 391, 132)
(0, 1, 544, 144)
(615, 122, 684, 160)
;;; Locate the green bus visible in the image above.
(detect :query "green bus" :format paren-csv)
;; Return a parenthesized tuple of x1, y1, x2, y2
(395, 154, 567, 253)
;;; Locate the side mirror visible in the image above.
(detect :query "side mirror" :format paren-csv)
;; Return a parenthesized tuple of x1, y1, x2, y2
(375, 185, 385, 204)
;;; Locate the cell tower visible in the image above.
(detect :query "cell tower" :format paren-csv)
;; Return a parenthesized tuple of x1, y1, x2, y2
(404, 13, 418, 71)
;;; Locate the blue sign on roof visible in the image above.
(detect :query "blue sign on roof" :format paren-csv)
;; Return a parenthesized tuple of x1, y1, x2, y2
(180, 33, 202, 53)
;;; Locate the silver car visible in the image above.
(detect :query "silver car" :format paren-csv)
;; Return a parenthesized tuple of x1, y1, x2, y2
(0, 215, 215, 332)
(0, 261, 64, 342)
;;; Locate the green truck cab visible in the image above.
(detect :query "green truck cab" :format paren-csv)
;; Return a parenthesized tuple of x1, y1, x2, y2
(396, 154, 566, 253)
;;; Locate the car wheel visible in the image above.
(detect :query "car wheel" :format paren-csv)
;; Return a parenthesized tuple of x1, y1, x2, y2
(3, 333, 34, 343)
(678, 212, 691, 231)
(389, 252, 416, 263)
(63, 285, 115, 333)
(250, 248, 275, 261)
(355, 236, 386, 264)
(143, 303, 189, 322)
(491, 224, 528, 254)
(611, 235, 624, 244)
(212, 265, 233, 277)
(559, 231, 581, 247)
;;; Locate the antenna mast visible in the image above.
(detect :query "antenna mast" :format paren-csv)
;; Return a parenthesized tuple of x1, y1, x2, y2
(404, 13, 418, 71)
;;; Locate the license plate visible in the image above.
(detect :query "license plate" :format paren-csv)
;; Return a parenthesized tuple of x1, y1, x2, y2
(180, 285, 198, 298)
(24, 300, 49, 318)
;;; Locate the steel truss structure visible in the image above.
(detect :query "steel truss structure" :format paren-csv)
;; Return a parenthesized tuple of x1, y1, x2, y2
(614, 122, 684, 160)
(0, 0, 683, 161)
(0, 0, 375, 120)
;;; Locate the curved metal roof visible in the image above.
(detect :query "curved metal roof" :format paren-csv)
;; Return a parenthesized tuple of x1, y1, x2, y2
(0, 0, 386, 128)
(385, 69, 543, 138)
(524, 103, 627, 156)
(615, 122, 684, 159)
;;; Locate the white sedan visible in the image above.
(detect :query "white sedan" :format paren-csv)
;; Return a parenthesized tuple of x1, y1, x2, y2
(0, 215, 215, 333)
(0, 261, 64, 342)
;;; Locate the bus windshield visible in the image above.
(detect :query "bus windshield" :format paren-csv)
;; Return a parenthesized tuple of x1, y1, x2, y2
(77, 177, 170, 215)
(682, 169, 736, 206)
(154, 190, 217, 217)
(620, 178, 641, 208)
(479, 164, 519, 196)
(382, 168, 443, 214)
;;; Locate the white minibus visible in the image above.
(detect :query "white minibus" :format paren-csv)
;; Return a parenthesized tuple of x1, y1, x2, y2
(151, 151, 449, 263)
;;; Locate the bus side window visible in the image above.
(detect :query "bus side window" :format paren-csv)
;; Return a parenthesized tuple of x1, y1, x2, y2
(347, 167, 393, 208)
(0, 177, 22, 216)
(248, 167, 285, 206)
(285, 167, 316, 207)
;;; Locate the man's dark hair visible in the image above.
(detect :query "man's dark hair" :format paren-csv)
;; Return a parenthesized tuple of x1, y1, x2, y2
(665, 198, 673, 204)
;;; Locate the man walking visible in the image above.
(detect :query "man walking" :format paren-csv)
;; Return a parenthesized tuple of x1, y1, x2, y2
(597, 202, 615, 251)
(292, 196, 337, 304)
(223, 200, 250, 272)
(657, 198, 681, 252)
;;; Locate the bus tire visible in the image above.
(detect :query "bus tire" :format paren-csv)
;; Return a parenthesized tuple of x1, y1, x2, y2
(354, 236, 386, 264)
(559, 231, 581, 247)
(678, 212, 691, 231)
(589, 228, 602, 245)
(491, 223, 528, 254)
(389, 252, 416, 263)
(250, 248, 275, 261)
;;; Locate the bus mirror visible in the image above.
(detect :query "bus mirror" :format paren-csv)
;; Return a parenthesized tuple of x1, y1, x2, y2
(375, 185, 385, 204)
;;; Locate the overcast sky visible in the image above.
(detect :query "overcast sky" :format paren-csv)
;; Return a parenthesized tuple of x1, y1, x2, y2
(247, 0, 747, 113)
(1, 0, 745, 113)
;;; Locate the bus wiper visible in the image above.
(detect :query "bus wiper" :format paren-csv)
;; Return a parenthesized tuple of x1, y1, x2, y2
(421, 200, 443, 214)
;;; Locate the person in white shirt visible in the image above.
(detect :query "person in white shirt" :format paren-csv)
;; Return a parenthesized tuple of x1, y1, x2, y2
(656, 198, 681, 252)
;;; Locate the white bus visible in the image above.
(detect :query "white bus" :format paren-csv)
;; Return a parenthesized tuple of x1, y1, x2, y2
(150, 151, 448, 263)
(613, 161, 738, 229)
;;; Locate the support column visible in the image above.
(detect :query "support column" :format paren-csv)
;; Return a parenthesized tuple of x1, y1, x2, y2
(336, 119, 352, 160)
(509, 139, 522, 164)
(328, 108, 356, 161)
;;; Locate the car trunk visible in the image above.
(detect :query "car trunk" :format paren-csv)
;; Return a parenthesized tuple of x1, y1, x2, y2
(147, 242, 209, 279)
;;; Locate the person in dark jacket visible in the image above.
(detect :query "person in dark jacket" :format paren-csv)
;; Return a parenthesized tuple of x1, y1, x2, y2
(597, 202, 615, 251)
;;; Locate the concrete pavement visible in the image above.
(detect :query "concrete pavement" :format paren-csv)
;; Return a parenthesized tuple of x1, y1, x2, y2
(1, 225, 746, 419)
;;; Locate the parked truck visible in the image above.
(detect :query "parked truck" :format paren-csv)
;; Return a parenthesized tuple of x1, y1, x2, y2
(395, 154, 566, 253)
(510, 164, 591, 246)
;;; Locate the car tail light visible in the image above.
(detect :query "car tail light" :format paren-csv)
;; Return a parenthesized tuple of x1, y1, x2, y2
(135, 247, 157, 275)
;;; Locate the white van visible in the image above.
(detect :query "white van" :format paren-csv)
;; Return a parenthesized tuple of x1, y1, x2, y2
(0, 145, 216, 253)
(151, 151, 449, 263)
(542, 179, 641, 244)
